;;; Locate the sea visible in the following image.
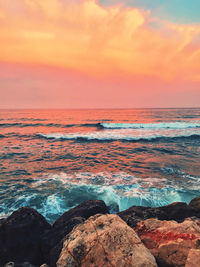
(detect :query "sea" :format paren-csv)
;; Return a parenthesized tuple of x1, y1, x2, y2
(0, 108, 200, 224)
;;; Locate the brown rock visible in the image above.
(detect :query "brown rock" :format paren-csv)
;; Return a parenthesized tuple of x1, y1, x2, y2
(57, 214, 157, 267)
(185, 249, 200, 267)
(41, 200, 109, 266)
(135, 217, 200, 267)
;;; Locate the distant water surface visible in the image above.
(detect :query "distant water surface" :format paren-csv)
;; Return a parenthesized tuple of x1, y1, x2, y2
(0, 108, 200, 223)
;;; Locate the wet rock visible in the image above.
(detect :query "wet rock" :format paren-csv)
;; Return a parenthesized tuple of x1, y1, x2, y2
(41, 200, 109, 266)
(135, 217, 200, 267)
(118, 202, 196, 228)
(189, 196, 200, 217)
(57, 214, 157, 267)
(185, 249, 200, 267)
(53, 200, 109, 229)
(0, 207, 51, 266)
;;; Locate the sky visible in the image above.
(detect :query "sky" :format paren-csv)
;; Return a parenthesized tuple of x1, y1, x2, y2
(0, 0, 200, 108)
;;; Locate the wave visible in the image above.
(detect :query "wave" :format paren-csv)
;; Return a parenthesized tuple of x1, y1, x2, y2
(1, 171, 199, 223)
(2, 121, 200, 130)
(0, 122, 101, 128)
(100, 122, 200, 129)
(37, 131, 200, 142)
(0, 122, 62, 128)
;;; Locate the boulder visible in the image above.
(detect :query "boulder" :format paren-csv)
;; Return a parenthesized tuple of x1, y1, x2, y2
(135, 217, 200, 267)
(41, 200, 109, 266)
(0, 207, 51, 266)
(53, 200, 109, 229)
(185, 249, 200, 267)
(189, 196, 200, 217)
(57, 214, 157, 267)
(118, 202, 196, 228)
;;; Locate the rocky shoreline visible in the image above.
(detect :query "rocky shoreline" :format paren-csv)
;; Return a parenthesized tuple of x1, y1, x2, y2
(1, 197, 200, 267)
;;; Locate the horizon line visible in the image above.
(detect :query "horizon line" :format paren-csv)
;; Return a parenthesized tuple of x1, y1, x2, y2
(0, 107, 200, 110)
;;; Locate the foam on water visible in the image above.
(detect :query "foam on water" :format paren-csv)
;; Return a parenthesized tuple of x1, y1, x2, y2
(100, 121, 200, 129)
(0, 172, 199, 223)
(38, 128, 200, 142)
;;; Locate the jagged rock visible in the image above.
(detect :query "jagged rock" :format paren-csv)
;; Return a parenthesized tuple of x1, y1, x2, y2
(0, 207, 51, 266)
(57, 214, 157, 267)
(135, 217, 200, 267)
(185, 249, 200, 267)
(118, 202, 196, 228)
(189, 196, 200, 217)
(41, 200, 109, 266)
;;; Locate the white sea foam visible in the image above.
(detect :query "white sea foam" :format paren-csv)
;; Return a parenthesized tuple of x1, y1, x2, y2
(38, 128, 200, 141)
(32, 171, 200, 209)
(100, 121, 200, 129)
(1, 171, 199, 223)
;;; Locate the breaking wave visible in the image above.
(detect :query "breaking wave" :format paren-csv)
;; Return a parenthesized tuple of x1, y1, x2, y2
(37, 130, 200, 142)
(0, 172, 199, 223)
(3, 121, 200, 130)
(100, 121, 200, 129)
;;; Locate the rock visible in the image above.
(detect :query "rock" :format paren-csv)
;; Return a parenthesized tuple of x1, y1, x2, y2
(185, 249, 200, 267)
(189, 196, 200, 217)
(57, 214, 157, 267)
(53, 200, 109, 228)
(40, 264, 49, 267)
(157, 202, 196, 221)
(118, 202, 196, 228)
(4, 262, 37, 267)
(20, 263, 37, 267)
(41, 200, 109, 266)
(0, 207, 51, 266)
(0, 218, 6, 225)
(135, 217, 200, 267)
(4, 262, 15, 267)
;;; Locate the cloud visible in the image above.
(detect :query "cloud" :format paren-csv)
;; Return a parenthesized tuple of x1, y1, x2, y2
(0, 0, 200, 81)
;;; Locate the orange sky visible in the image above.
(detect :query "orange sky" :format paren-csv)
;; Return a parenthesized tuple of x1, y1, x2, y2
(0, 0, 200, 108)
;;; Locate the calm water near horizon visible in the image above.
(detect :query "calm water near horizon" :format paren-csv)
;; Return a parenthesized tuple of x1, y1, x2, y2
(0, 108, 200, 223)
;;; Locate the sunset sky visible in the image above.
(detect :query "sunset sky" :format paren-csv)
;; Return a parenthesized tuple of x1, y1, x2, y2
(0, 0, 200, 108)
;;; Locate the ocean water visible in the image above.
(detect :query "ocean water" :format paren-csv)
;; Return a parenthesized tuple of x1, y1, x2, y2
(0, 108, 200, 223)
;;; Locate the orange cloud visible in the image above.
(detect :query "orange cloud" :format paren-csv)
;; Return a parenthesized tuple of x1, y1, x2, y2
(0, 0, 200, 81)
